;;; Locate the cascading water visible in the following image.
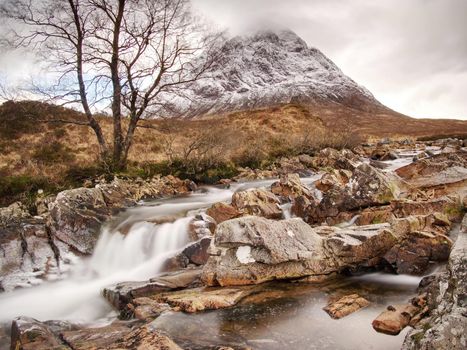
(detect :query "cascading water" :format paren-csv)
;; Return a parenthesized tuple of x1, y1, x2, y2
(0, 177, 322, 324)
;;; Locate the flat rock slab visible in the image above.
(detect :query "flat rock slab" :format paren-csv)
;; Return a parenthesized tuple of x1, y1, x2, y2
(323, 294, 370, 319)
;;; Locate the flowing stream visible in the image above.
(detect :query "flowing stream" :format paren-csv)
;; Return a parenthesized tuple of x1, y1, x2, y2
(0, 168, 439, 349)
(0, 177, 321, 324)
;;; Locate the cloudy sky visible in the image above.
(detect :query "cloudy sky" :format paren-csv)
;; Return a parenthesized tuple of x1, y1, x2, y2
(1, 0, 466, 119)
(192, 0, 467, 119)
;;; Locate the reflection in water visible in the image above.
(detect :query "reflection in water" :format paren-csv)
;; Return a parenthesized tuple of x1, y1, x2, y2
(152, 275, 421, 350)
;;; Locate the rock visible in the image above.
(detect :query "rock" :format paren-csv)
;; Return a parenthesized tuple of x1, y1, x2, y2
(106, 323, 183, 350)
(131, 298, 171, 321)
(103, 268, 202, 310)
(310, 148, 361, 171)
(402, 214, 467, 349)
(308, 163, 399, 224)
(314, 169, 352, 192)
(270, 173, 315, 201)
(60, 323, 134, 350)
(290, 195, 313, 219)
(396, 152, 467, 195)
(181, 237, 211, 265)
(370, 148, 398, 161)
(277, 157, 312, 176)
(0, 202, 30, 225)
(201, 216, 398, 286)
(188, 214, 216, 240)
(206, 202, 242, 224)
(0, 216, 62, 292)
(231, 189, 283, 219)
(391, 197, 463, 222)
(48, 187, 111, 254)
(155, 286, 257, 313)
(323, 294, 370, 319)
(383, 230, 452, 274)
(372, 304, 420, 335)
(10, 316, 69, 350)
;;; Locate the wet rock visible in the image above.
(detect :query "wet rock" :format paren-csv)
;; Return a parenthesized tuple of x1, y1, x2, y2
(0, 216, 61, 292)
(103, 268, 202, 310)
(372, 304, 420, 335)
(383, 231, 452, 274)
(402, 214, 467, 349)
(290, 195, 313, 219)
(188, 214, 216, 241)
(202, 216, 398, 286)
(155, 286, 257, 313)
(206, 202, 242, 224)
(107, 323, 182, 350)
(182, 237, 212, 265)
(231, 189, 282, 219)
(131, 298, 171, 321)
(48, 187, 111, 254)
(10, 316, 69, 350)
(370, 148, 398, 161)
(271, 173, 315, 201)
(323, 294, 370, 319)
(60, 323, 134, 350)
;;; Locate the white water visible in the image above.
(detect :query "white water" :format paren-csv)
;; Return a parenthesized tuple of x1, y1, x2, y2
(0, 176, 320, 324)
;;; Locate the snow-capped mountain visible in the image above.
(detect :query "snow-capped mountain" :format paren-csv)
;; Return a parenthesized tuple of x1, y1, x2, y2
(165, 29, 384, 117)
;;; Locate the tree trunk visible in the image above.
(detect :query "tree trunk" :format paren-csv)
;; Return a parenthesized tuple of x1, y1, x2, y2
(110, 0, 126, 169)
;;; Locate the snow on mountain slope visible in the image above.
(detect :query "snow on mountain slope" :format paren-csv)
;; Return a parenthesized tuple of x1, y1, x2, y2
(163, 29, 384, 117)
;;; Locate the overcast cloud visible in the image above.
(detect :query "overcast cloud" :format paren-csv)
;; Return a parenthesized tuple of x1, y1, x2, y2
(1, 0, 466, 119)
(192, 0, 467, 119)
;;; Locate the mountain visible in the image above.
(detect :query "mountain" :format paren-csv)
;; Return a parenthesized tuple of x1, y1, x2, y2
(165, 29, 386, 117)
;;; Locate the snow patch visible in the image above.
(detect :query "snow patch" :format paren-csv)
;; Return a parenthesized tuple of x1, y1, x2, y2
(236, 246, 256, 264)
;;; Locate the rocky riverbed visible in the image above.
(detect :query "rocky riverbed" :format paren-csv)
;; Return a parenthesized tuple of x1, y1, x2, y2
(0, 138, 466, 349)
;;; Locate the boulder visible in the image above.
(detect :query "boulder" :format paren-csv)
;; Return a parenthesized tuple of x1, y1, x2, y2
(201, 216, 398, 286)
(372, 304, 420, 335)
(310, 148, 361, 171)
(323, 294, 370, 319)
(181, 237, 211, 265)
(270, 173, 315, 201)
(231, 189, 282, 219)
(308, 163, 399, 224)
(0, 216, 62, 292)
(48, 187, 111, 254)
(103, 268, 202, 310)
(314, 169, 352, 193)
(188, 214, 216, 240)
(206, 202, 241, 224)
(10, 317, 70, 350)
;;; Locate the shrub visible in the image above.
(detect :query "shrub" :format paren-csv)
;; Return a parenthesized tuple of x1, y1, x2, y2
(32, 141, 76, 165)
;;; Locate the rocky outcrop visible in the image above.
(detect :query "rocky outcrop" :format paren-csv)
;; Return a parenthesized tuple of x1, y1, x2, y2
(271, 173, 315, 201)
(402, 215, 467, 349)
(309, 148, 361, 171)
(231, 189, 283, 219)
(396, 151, 467, 197)
(201, 216, 398, 286)
(307, 163, 399, 224)
(323, 294, 370, 319)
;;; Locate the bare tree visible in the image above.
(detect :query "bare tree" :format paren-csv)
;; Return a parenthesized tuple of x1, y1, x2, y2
(0, 0, 220, 169)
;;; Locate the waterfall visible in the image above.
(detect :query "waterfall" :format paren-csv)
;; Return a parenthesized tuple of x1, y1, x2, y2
(0, 216, 193, 323)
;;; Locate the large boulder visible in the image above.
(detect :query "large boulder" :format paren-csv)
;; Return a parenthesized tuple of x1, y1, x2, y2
(308, 163, 399, 224)
(201, 216, 398, 286)
(206, 202, 241, 224)
(310, 148, 361, 171)
(231, 189, 283, 219)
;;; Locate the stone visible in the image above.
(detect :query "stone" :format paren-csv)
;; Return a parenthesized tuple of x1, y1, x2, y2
(372, 304, 420, 335)
(10, 316, 69, 350)
(181, 237, 211, 265)
(310, 148, 361, 171)
(155, 286, 257, 313)
(103, 268, 202, 310)
(323, 294, 370, 319)
(308, 163, 399, 224)
(231, 189, 282, 219)
(270, 173, 315, 201)
(202, 216, 398, 286)
(206, 202, 242, 224)
(188, 214, 216, 241)
(314, 169, 352, 193)
(402, 214, 467, 349)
